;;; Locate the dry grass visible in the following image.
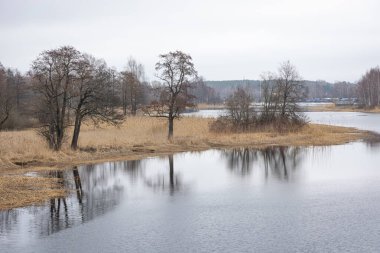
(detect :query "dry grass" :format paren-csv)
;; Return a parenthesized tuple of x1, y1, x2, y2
(0, 116, 374, 210)
(307, 103, 380, 113)
(0, 175, 65, 210)
(197, 103, 226, 110)
(0, 116, 371, 169)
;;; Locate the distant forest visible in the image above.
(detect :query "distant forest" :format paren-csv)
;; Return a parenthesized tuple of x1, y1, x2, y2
(205, 80, 357, 101)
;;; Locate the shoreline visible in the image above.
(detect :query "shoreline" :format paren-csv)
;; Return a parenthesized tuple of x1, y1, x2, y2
(197, 103, 380, 113)
(0, 118, 378, 210)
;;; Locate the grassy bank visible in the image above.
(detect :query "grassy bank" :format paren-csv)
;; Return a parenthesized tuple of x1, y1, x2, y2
(306, 103, 380, 113)
(0, 116, 375, 210)
(197, 103, 380, 113)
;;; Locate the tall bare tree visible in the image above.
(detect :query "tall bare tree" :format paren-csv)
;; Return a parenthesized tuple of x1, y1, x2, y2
(260, 72, 278, 122)
(31, 46, 80, 150)
(276, 61, 304, 120)
(70, 54, 122, 150)
(120, 58, 146, 116)
(145, 51, 197, 139)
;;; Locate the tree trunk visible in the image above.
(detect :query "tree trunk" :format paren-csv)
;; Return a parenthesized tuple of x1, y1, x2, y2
(131, 98, 137, 116)
(57, 86, 68, 150)
(71, 114, 82, 150)
(168, 117, 174, 140)
(73, 167, 83, 203)
(169, 155, 174, 193)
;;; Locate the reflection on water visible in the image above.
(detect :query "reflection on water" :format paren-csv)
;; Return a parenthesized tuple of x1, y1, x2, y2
(0, 164, 127, 239)
(0, 148, 306, 239)
(222, 147, 303, 180)
(222, 148, 258, 176)
(144, 155, 183, 194)
(1, 140, 380, 252)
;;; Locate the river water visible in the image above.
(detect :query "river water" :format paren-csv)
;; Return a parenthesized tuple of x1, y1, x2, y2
(1, 112, 380, 252)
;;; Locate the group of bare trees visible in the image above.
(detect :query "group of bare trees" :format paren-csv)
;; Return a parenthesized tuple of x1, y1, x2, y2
(260, 61, 305, 125)
(0, 64, 11, 130)
(120, 58, 149, 116)
(357, 67, 380, 108)
(2, 47, 323, 149)
(1, 47, 201, 149)
(211, 61, 306, 132)
(31, 46, 122, 150)
(0, 63, 29, 130)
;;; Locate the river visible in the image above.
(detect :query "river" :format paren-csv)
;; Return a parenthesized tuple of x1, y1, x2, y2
(1, 111, 380, 252)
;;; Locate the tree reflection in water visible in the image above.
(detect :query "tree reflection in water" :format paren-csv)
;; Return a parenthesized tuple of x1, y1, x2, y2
(364, 134, 380, 150)
(222, 146, 303, 180)
(124, 160, 143, 182)
(39, 164, 126, 235)
(144, 155, 182, 195)
(48, 170, 69, 234)
(0, 209, 18, 236)
(222, 148, 258, 176)
(0, 147, 304, 239)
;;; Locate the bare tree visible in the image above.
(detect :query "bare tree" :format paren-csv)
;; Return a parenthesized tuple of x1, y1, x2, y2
(120, 57, 146, 116)
(225, 87, 255, 130)
(145, 51, 197, 139)
(211, 62, 305, 133)
(70, 54, 123, 150)
(260, 72, 278, 122)
(0, 63, 12, 130)
(276, 61, 304, 120)
(31, 46, 80, 150)
(259, 61, 305, 126)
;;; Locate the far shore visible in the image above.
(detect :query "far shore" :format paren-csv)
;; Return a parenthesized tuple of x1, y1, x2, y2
(197, 102, 380, 113)
(0, 116, 378, 210)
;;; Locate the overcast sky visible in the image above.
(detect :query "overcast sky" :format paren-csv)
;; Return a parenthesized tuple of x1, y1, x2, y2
(1, 0, 379, 82)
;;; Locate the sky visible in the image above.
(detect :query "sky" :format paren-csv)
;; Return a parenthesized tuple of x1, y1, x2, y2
(0, 0, 379, 82)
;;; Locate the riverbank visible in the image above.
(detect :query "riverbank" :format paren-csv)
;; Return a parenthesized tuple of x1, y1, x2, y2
(0, 116, 377, 210)
(305, 104, 380, 113)
(197, 103, 380, 113)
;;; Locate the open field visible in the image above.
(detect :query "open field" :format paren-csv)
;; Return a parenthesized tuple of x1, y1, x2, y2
(0, 116, 376, 210)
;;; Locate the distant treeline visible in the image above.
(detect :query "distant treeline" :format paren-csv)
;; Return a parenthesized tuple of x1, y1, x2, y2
(205, 79, 358, 101)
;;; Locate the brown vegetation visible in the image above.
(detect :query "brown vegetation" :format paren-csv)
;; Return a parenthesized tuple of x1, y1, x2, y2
(306, 103, 380, 113)
(0, 117, 372, 170)
(197, 103, 226, 110)
(0, 174, 65, 210)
